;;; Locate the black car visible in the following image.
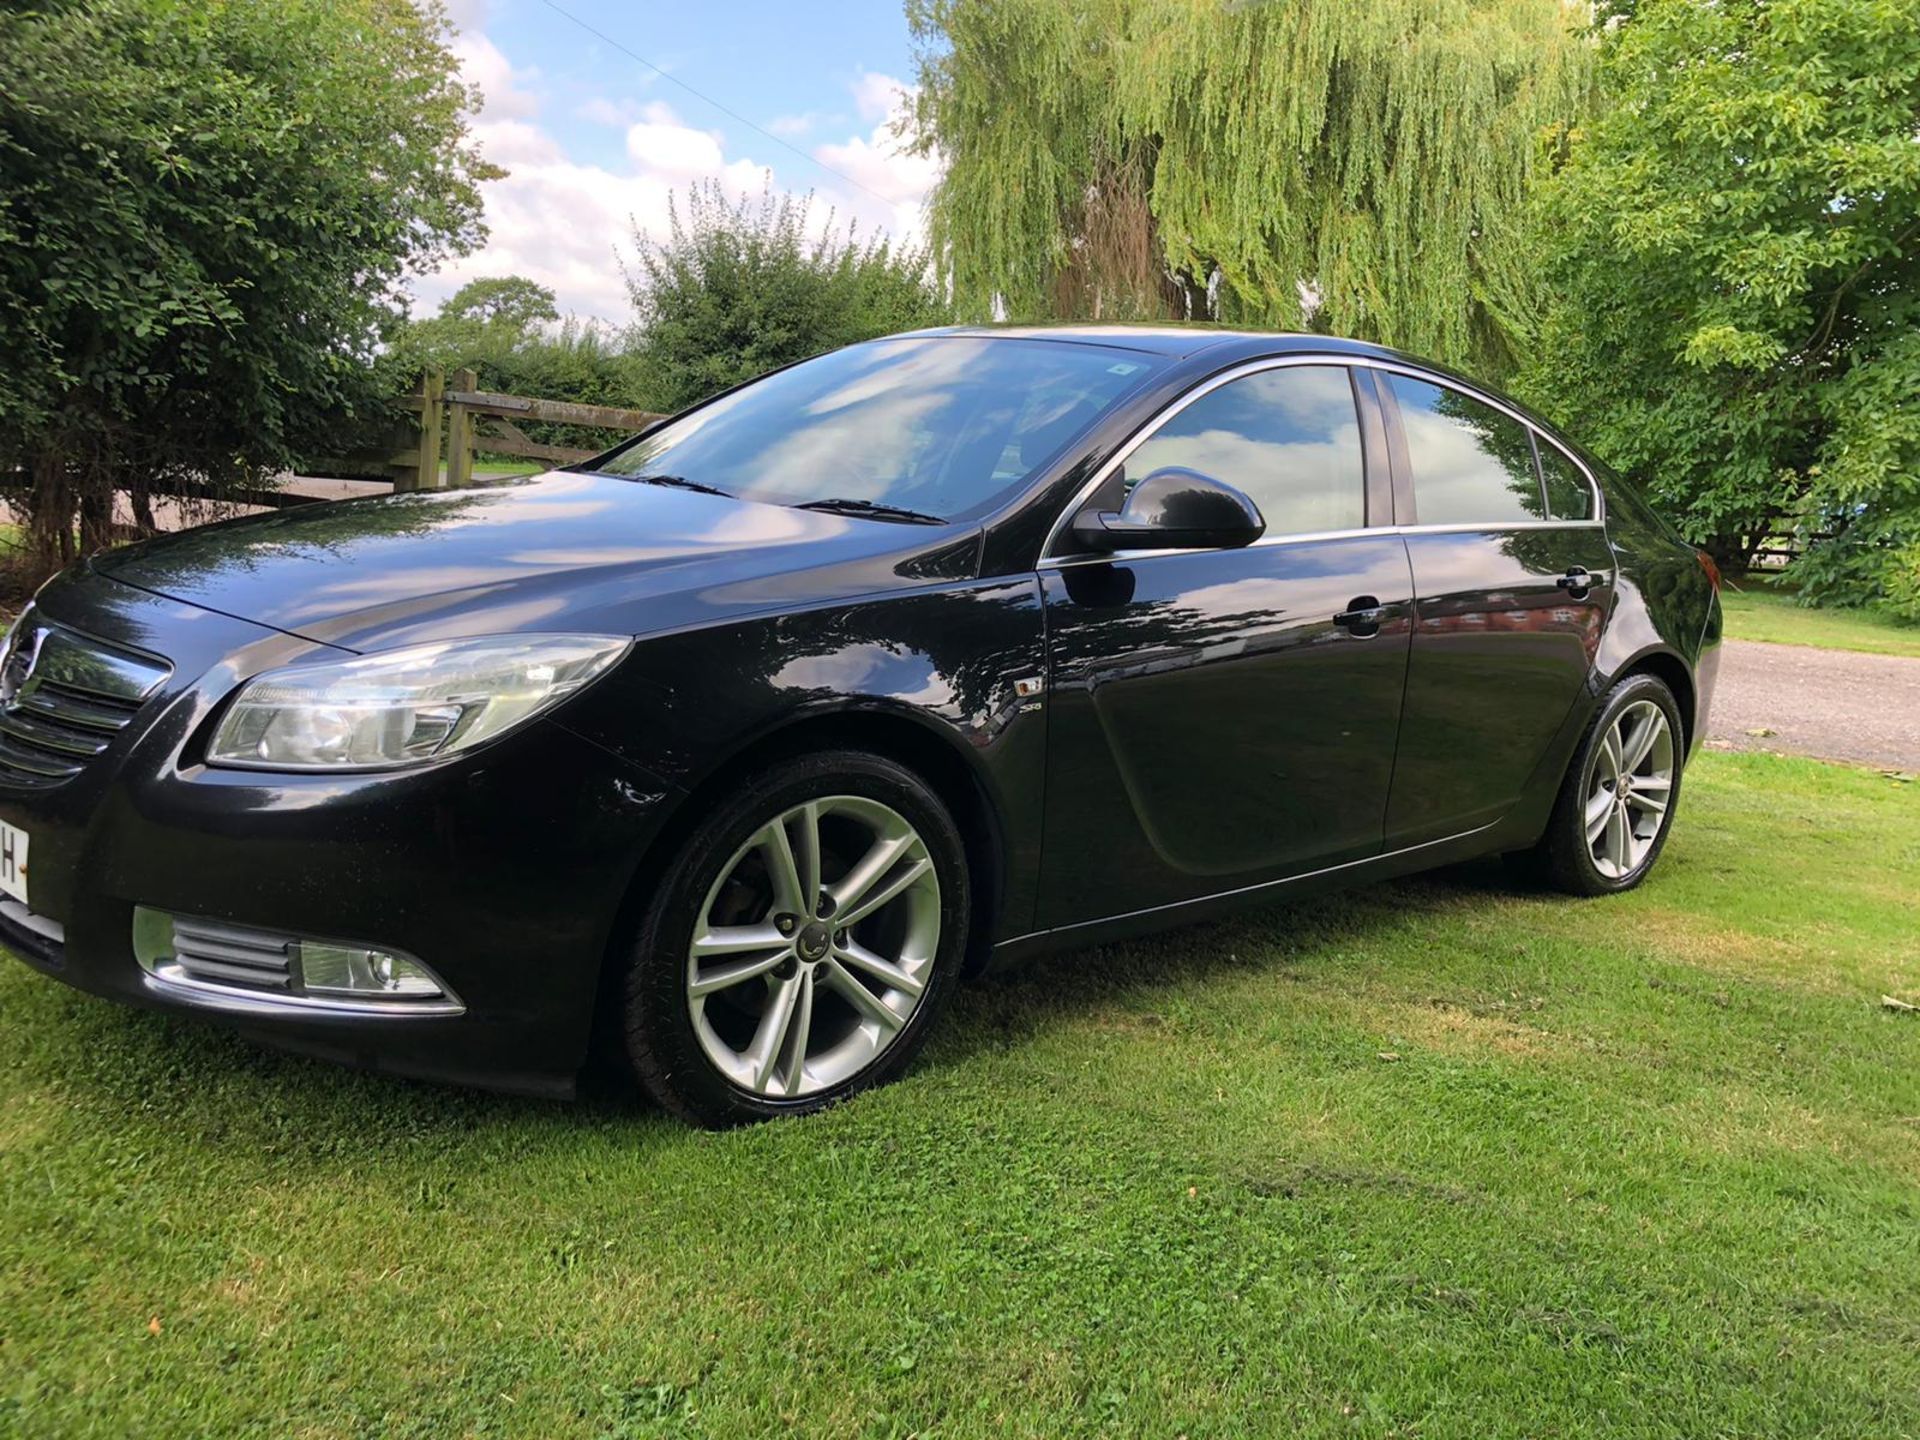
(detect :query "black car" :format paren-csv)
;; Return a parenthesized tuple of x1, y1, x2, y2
(0, 327, 1721, 1125)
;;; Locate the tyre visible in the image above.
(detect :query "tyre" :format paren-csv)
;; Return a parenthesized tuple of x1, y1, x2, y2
(1520, 672, 1685, 897)
(622, 750, 970, 1127)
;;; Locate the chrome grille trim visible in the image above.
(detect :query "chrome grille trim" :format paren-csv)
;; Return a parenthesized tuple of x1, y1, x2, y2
(0, 611, 169, 791)
(0, 706, 113, 757)
(16, 684, 138, 732)
(169, 916, 294, 990)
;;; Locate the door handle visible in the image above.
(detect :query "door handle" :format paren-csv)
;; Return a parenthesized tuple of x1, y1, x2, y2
(1334, 596, 1393, 638)
(1555, 567, 1601, 598)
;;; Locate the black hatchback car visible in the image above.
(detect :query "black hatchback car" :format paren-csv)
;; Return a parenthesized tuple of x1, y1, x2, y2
(1, 327, 1720, 1125)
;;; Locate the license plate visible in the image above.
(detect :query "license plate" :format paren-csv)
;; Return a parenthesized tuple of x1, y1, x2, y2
(0, 820, 28, 907)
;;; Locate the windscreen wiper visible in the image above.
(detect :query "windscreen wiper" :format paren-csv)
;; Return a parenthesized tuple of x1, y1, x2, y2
(617, 472, 733, 498)
(793, 497, 947, 525)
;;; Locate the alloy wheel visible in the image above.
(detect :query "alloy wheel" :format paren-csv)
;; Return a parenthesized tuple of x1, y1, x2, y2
(685, 796, 941, 1099)
(1584, 699, 1675, 880)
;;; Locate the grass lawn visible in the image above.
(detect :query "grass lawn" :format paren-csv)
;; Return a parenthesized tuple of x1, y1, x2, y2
(448, 456, 549, 481)
(2, 750, 1917, 1438)
(1720, 583, 1920, 658)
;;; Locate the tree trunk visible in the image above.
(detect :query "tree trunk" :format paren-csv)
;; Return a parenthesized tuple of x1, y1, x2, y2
(24, 449, 77, 579)
(78, 486, 115, 555)
(129, 487, 157, 537)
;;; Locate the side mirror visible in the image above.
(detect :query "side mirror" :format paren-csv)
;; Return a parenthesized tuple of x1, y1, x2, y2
(1071, 466, 1266, 553)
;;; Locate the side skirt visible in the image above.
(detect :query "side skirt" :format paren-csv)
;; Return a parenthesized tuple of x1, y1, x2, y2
(985, 819, 1506, 971)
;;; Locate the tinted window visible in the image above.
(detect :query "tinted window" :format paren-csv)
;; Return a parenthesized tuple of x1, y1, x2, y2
(1124, 366, 1364, 536)
(1387, 375, 1546, 525)
(1537, 439, 1595, 520)
(595, 338, 1161, 520)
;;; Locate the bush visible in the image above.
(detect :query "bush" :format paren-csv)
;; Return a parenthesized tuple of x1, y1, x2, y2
(0, 0, 493, 574)
(1514, 0, 1920, 601)
(625, 181, 949, 414)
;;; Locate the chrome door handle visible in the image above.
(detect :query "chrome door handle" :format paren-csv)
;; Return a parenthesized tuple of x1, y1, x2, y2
(1334, 596, 1391, 638)
(1556, 567, 1599, 598)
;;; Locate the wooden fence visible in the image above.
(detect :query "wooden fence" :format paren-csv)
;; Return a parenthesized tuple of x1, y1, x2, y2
(391, 368, 666, 492)
(0, 371, 665, 533)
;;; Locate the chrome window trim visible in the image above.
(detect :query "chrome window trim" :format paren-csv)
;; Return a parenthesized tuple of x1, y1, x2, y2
(1037, 353, 1606, 566)
(1038, 519, 1606, 571)
(1531, 428, 1603, 524)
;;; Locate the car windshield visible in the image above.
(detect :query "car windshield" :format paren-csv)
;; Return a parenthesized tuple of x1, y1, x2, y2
(589, 336, 1163, 521)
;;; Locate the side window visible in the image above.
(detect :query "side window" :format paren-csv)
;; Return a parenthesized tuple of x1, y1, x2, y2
(1124, 366, 1365, 537)
(1536, 438, 1596, 521)
(1385, 375, 1546, 525)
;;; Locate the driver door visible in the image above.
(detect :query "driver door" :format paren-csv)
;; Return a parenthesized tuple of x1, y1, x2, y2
(1036, 362, 1412, 929)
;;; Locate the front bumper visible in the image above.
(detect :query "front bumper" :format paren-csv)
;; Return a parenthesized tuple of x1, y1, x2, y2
(0, 571, 675, 1097)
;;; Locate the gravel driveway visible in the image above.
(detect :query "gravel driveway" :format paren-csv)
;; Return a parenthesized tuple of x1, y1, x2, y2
(1705, 638, 1920, 770)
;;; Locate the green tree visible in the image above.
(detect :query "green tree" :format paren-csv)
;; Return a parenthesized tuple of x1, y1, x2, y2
(403, 275, 563, 362)
(907, 0, 1591, 377)
(625, 182, 949, 414)
(435, 276, 561, 335)
(0, 0, 495, 572)
(1515, 0, 1920, 609)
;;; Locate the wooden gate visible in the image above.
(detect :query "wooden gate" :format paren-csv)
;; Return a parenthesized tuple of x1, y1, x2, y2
(397, 368, 666, 491)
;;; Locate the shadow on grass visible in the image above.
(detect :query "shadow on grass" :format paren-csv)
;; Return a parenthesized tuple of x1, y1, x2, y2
(940, 856, 1531, 1061)
(4, 857, 1543, 1162)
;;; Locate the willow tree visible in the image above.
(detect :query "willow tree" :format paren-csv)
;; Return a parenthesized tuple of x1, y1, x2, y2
(908, 0, 1591, 376)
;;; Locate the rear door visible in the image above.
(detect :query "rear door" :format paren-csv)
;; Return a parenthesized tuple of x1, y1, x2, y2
(1374, 370, 1614, 848)
(1036, 361, 1413, 929)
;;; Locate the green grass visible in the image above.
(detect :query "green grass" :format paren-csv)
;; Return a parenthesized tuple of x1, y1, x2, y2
(1720, 583, 1920, 657)
(3, 751, 1918, 1438)
(444, 456, 549, 481)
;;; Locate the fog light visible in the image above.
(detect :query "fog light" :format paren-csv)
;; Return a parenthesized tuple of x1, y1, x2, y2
(131, 906, 461, 1014)
(298, 941, 446, 999)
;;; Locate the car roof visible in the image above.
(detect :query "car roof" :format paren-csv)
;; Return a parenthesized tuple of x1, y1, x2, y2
(893, 323, 1409, 362)
(887, 323, 1597, 472)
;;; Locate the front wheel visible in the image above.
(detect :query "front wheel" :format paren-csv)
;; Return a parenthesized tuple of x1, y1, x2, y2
(622, 751, 969, 1127)
(1520, 673, 1685, 896)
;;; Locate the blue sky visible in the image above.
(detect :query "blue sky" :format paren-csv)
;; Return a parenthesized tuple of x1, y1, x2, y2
(423, 0, 933, 325)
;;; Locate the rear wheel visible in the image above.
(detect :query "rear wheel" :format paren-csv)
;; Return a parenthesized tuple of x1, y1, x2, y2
(1519, 673, 1684, 896)
(622, 751, 969, 1127)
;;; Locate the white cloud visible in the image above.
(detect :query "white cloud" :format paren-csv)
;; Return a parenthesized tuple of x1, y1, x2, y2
(418, 33, 769, 324)
(415, 38, 942, 326)
(417, 140, 770, 325)
(850, 70, 911, 124)
(576, 96, 645, 128)
(470, 118, 563, 168)
(626, 102, 730, 177)
(452, 31, 537, 120)
(813, 75, 937, 247)
(441, 0, 492, 30)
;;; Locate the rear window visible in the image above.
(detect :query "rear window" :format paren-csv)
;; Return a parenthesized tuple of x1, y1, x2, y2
(1537, 439, 1596, 521)
(593, 337, 1163, 521)
(1386, 375, 1546, 526)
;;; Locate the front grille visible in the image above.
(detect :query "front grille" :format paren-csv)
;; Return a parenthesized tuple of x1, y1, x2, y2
(0, 611, 169, 790)
(168, 915, 294, 991)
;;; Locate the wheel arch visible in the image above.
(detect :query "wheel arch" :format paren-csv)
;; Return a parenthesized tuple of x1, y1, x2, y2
(586, 702, 1009, 1063)
(1611, 646, 1698, 754)
(686, 705, 1010, 955)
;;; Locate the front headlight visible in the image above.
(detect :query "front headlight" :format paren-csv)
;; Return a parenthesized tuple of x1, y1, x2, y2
(208, 633, 630, 771)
